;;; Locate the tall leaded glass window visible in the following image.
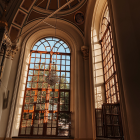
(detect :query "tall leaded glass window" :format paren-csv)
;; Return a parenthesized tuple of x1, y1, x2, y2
(101, 7, 120, 103)
(19, 37, 71, 136)
(92, 6, 123, 139)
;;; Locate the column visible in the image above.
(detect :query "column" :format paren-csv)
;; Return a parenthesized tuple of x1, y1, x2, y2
(81, 46, 93, 139)
(0, 28, 18, 137)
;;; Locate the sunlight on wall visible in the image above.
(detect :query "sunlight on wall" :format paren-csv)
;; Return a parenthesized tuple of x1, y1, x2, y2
(16, 114, 21, 129)
(95, 86, 103, 108)
(11, 52, 30, 137)
(18, 108, 21, 114)
(91, 29, 104, 109)
(26, 55, 30, 63)
(19, 97, 23, 106)
(21, 91, 24, 98)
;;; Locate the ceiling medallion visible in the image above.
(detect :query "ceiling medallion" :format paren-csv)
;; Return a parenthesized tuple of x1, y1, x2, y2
(74, 11, 84, 25)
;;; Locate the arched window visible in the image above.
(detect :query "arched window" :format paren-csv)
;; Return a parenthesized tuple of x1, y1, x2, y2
(91, 4, 123, 138)
(101, 7, 120, 103)
(19, 37, 71, 136)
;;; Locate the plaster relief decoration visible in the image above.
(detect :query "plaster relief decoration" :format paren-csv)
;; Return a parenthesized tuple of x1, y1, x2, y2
(74, 11, 84, 25)
(81, 46, 89, 60)
(0, 40, 18, 59)
(34, 0, 87, 16)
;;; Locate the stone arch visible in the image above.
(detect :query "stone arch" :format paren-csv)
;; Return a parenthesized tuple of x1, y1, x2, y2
(7, 18, 85, 138)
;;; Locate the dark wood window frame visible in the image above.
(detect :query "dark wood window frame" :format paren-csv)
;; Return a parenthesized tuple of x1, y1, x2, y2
(95, 7, 123, 139)
(101, 8, 120, 104)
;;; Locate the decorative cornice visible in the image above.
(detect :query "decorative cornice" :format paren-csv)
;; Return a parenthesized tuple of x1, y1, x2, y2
(81, 45, 89, 60)
(0, 28, 18, 59)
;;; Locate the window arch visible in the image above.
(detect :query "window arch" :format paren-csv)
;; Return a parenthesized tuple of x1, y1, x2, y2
(91, 6, 120, 109)
(32, 37, 70, 53)
(91, 3, 123, 138)
(19, 37, 71, 136)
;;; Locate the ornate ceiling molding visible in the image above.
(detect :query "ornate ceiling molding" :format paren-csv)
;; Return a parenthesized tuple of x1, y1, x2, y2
(33, 0, 87, 16)
(8, 0, 87, 42)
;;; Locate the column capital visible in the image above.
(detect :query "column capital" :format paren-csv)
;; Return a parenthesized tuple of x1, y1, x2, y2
(81, 46, 89, 60)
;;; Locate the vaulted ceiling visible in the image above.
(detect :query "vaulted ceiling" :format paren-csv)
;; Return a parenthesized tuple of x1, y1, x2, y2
(35, 0, 84, 13)
(0, 0, 88, 42)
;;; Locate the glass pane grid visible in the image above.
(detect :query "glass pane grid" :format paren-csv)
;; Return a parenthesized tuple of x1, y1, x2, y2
(102, 104, 123, 138)
(101, 8, 120, 104)
(20, 38, 71, 136)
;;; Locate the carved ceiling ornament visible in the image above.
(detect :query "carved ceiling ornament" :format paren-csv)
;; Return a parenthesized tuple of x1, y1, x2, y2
(34, 0, 87, 16)
(74, 11, 84, 25)
(81, 46, 89, 60)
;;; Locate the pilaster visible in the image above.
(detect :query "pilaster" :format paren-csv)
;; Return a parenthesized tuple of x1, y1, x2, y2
(81, 46, 93, 138)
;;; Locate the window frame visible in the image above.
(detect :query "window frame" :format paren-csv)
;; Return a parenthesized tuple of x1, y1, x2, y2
(100, 7, 120, 104)
(19, 37, 71, 137)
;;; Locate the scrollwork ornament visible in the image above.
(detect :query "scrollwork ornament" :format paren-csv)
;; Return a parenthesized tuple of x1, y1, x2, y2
(81, 46, 89, 60)
(1, 29, 12, 48)
(0, 29, 18, 59)
(5, 43, 18, 59)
